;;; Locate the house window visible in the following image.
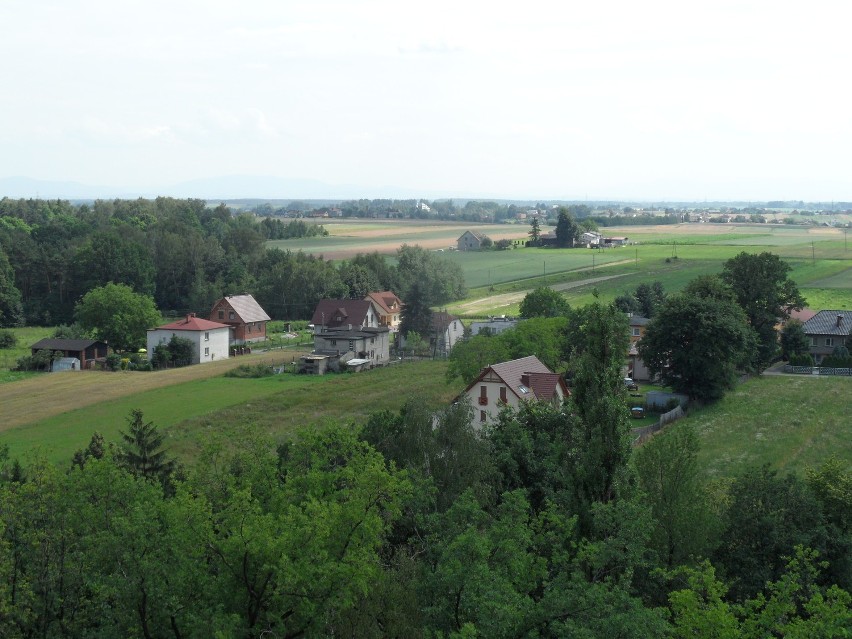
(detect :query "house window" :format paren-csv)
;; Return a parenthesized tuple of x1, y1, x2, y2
(479, 385, 488, 405)
(499, 386, 507, 403)
(330, 339, 337, 346)
(349, 340, 355, 351)
(218, 310, 224, 319)
(204, 347, 209, 356)
(480, 410, 486, 422)
(811, 337, 818, 346)
(204, 332, 209, 341)
(229, 311, 235, 320)
(247, 324, 251, 333)
(826, 337, 834, 347)
(631, 327, 641, 337)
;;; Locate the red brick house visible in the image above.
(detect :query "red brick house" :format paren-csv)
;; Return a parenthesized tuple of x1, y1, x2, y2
(209, 294, 271, 344)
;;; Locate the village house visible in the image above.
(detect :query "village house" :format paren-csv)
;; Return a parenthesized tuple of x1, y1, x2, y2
(307, 325, 391, 372)
(430, 311, 464, 356)
(30, 338, 109, 370)
(458, 355, 569, 427)
(209, 294, 271, 344)
(364, 291, 404, 331)
(470, 316, 518, 336)
(457, 230, 487, 251)
(311, 299, 381, 331)
(626, 314, 652, 381)
(146, 314, 230, 365)
(802, 310, 852, 364)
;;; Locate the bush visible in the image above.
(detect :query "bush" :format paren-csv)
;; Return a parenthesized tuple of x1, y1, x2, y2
(0, 330, 16, 349)
(104, 353, 122, 371)
(15, 350, 52, 371)
(224, 363, 275, 378)
(789, 353, 814, 367)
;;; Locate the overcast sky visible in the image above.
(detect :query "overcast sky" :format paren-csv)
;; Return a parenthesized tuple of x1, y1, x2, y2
(1, 1, 849, 201)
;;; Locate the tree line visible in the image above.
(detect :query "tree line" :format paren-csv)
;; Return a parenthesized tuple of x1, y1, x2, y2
(1, 302, 850, 637)
(0, 197, 466, 327)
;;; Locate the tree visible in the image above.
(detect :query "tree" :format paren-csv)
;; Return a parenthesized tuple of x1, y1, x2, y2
(528, 217, 541, 246)
(721, 252, 805, 368)
(780, 319, 810, 361)
(446, 334, 512, 383)
(519, 286, 570, 319)
(639, 278, 756, 402)
(0, 247, 24, 327)
(75, 283, 160, 352)
(116, 409, 176, 484)
(399, 282, 433, 338)
(634, 424, 714, 567)
(554, 208, 578, 248)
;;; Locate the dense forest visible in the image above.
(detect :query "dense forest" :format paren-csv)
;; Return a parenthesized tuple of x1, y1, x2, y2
(1, 303, 849, 637)
(0, 197, 465, 326)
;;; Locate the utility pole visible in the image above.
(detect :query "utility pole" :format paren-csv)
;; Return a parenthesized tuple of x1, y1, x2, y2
(812, 241, 815, 265)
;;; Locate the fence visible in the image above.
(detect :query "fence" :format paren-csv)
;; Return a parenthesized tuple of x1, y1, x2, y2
(784, 365, 852, 376)
(632, 404, 685, 446)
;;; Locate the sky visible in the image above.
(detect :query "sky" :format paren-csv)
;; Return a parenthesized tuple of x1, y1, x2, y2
(2, 0, 850, 201)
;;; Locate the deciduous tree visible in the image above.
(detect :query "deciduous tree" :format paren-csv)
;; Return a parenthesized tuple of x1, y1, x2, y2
(519, 286, 570, 319)
(74, 282, 160, 352)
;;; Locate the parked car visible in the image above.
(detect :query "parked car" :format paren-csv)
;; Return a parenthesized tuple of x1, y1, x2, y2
(624, 377, 638, 391)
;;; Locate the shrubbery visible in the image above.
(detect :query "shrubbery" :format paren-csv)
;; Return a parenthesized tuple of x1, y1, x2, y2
(224, 363, 275, 378)
(0, 329, 16, 349)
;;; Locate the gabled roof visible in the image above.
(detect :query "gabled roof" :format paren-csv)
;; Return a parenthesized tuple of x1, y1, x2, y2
(458, 230, 485, 241)
(216, 294, 271, 322)
(628, 315, 650, 327)
(312, 299, 377, 328)
(31, 338, 107, 351)
(465, 355, 568, 403)
(154, 315, 230, 332)
(431, 311, 459, 331)
(788, 308, 817, 324)
(803, 310, 852, 336)
(365, 291, 403, 315)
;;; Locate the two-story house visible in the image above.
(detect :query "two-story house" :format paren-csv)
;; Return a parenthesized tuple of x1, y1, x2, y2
(458, 355, 568, 427)
(803, 310, 852, 364)
(364, 291, 404, 331)
(209, 294, 271, 345)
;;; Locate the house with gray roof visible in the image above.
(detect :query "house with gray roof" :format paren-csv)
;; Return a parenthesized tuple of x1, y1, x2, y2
(209, 294, 271, 344)
(803, 310, 852, 364)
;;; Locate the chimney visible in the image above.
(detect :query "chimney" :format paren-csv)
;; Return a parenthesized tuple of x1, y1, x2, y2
(838, 314, 844, 328)
(186, 313, 195, 322)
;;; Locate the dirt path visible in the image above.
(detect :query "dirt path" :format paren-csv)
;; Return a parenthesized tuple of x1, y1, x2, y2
(450, 264, 634, 315)
(0, 350, 306, 432)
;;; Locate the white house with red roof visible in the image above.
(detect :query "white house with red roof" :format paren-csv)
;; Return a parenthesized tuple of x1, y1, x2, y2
(459, 355, 569, 427)
(146, 313, 230, 365)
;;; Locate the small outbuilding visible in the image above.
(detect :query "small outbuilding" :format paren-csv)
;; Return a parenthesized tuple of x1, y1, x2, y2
(30, 338, 108, 370)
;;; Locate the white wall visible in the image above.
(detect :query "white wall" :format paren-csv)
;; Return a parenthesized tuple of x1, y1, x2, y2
(146, 328, 230, 365)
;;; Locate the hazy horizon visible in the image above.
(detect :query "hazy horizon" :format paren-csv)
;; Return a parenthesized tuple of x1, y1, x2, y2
(3, 1, 851, 201)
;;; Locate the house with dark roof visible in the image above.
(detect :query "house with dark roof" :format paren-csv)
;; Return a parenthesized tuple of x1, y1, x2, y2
(803, 310, 852, 364)
(310, 325, 390, 371)
(457, 230, 487, 251)
(146, 314, 230, 365)
(30, 338, 108, 370)
(311, 299, 381, 332)
(458, 355, 569, 427)
(364, 291, 404, 330)
(209, 294, 271, 344)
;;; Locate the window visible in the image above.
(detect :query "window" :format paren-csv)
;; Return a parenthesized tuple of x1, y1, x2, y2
(229, 311, 235, 320)
(330, 339, 337, 346)
(826, 337, 834, 347)
(349, 340, 355, 351)
(247, 324, 251, 333)
(480, 410, 486, 422)
(218, 310, 224, 319)
(204, 332, 209, 341)
(631, 327, 641, 337)
(811, 337, 818, 346)
(479, 385, 488, 405)
(204, 347, 209, 356)
(499, 386, 507, 403)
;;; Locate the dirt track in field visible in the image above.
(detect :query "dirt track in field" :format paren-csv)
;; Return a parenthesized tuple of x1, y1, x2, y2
(450, 265, 633, 315)
(0, 350, 307, 431)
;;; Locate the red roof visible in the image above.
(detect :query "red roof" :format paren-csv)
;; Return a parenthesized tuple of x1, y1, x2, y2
(155, 314, 230, 332)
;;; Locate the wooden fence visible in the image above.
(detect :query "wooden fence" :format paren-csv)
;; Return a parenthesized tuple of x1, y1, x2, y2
(632, 404, 685, 446)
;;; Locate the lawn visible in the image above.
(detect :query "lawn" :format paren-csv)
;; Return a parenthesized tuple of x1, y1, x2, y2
(1, 360, 457, 465)
(676, 375, 852, 479)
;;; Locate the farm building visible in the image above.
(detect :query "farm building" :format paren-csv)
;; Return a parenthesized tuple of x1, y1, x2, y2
(30, 338, 108, 370)
(209, 294, 271, 344)
(146, 314, 230, 365)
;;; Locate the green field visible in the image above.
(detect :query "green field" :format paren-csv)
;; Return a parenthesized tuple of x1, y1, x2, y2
(1, 360, 457, 465)
(685, 374, 852, 477)
(0, 326, 54, 373)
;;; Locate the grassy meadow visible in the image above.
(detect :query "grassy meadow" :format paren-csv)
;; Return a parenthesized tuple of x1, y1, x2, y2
(0, 360, 457, 465)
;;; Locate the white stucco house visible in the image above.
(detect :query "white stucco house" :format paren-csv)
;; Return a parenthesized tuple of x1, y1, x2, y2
(146, 314, 231, 365)
(457, 355, 569, 427)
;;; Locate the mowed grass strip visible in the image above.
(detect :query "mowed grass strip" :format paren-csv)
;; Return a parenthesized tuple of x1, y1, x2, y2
(1, 360, 457, 465)
(683, 375, 852, 478)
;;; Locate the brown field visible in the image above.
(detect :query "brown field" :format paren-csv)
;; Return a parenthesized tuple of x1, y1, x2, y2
(0, 350, 306, 432)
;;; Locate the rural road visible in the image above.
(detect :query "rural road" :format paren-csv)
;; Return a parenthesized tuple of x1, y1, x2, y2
(451, 266, 633, 315)
(0, 349, 306, 432)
